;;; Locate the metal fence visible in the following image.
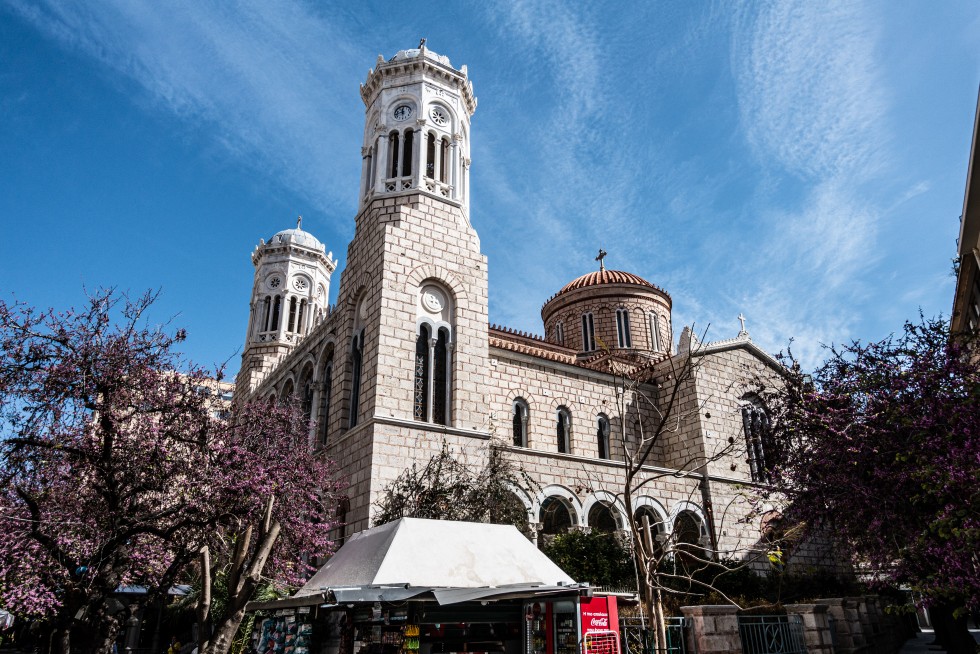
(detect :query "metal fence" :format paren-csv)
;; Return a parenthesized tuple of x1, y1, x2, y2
(737, 614, 807, 654)
(620, 617, 689, 654)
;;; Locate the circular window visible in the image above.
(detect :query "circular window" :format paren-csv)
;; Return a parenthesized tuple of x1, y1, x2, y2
(293, 277, 309, 291)
(429, 106, 449, 126)
(268, 276, 282, 289)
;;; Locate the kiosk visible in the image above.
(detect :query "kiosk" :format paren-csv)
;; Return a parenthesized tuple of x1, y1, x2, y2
(246, 518, 621, 654)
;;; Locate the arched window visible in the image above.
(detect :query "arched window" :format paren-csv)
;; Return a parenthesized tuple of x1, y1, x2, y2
(298, 300, 307, 334)
(426, 133, 435, 178)
(581, 313, 596, 352)
(540, 496, 575, 543)
(318, 353, 334, 445)
(299, 364, 315, 421)
(674, 510, 708, 568)
(288, 297, 298, 332)
(271, 296, 282, 332)
(402, 129, 414, 177)
(414, 324, 430, 421)
(415, 283, 454, 426)
(616, 308, 632, 348)
(588, 501, 619, 534)
(279, 379, 294, 404)
(414, 323, 451, 425)
(388, 131, 400, 178)
(349, 330, 363, 428)
(261, 296, 271, 332)
(512, 398, 529, 447)
(433, 328, 449, 425)
(439, 137, 450, 182)
(742, 403, 771, 482)
(648, 312, 661, 351)
(555, 321, 565, 346)
(556, 406, 571, 454)
(597, 414, 610, 459)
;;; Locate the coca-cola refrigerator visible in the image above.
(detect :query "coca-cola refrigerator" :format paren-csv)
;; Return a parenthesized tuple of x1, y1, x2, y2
(525, 595, 619, 654)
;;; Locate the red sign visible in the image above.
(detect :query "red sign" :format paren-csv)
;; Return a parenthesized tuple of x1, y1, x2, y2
(579, 595, 619, 637)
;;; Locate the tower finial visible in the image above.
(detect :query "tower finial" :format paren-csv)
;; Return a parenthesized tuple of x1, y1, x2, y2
(737, 313, 749, 337)
(595, 249, 607, 272)
(419, 37, 426, 49)
(296, 215, 302, 230)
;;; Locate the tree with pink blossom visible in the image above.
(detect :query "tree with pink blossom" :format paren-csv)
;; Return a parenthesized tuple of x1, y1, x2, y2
(0, 290, 342, 654)
(759, 317, 979, 653)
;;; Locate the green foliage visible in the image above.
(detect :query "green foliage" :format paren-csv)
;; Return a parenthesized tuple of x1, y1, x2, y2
(374, 440, 536, 532)
(543, 530, 634, 589)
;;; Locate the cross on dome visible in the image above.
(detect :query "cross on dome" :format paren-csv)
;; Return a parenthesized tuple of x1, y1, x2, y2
(595, 249, 607, 272)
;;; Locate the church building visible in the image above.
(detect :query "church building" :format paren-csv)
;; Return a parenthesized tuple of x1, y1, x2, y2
(234, 45, 786, 560)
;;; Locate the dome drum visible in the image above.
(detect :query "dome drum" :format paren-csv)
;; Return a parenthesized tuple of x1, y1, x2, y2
(541, 270, 672, 357)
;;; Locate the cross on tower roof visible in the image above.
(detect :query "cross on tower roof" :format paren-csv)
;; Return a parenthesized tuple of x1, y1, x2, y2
(737, 313, 749, 337)
(595, 249, 607, 272)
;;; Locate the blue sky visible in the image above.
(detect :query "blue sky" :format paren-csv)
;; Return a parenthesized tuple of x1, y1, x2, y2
(1, 1, 978, 375)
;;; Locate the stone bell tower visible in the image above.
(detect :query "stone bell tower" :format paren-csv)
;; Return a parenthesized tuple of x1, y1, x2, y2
(239, 218, 337, 394)
(357, 44, 476, 219)
(330, 43, 488, 465)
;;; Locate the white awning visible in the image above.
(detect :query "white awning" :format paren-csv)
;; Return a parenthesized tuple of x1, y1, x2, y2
(296, 518, 575, 597)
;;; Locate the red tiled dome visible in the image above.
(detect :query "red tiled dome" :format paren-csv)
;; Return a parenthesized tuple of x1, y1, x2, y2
(556, 270, 655, 296)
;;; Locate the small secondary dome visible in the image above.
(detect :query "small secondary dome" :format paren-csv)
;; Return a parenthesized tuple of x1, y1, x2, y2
(389, 47, 452, 68)
(266, 218, 324, 252)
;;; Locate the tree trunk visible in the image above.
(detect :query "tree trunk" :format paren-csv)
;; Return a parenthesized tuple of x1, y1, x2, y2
(198, 546, 213, 654)
(204, 496, 281, 654)
(652, 589, 667, 654)
(204, 605, 250, 654)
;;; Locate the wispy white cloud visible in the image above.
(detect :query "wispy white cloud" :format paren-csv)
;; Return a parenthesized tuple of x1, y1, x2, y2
(726, 0, 891, 368)
(6, 1, 368, 223)
(478, 0, 647, 330)
(734, 1, 887, 182)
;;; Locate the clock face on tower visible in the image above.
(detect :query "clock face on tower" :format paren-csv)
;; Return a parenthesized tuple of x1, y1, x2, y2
(393, 105, 413, 121)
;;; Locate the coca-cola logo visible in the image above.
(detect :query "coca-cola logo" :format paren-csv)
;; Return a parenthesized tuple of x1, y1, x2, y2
(589, 617, 608, 628)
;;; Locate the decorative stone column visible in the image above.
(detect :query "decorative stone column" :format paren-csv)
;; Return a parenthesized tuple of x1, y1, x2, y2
(681, 605, 743, 654)
(785, 604, 834, 654)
